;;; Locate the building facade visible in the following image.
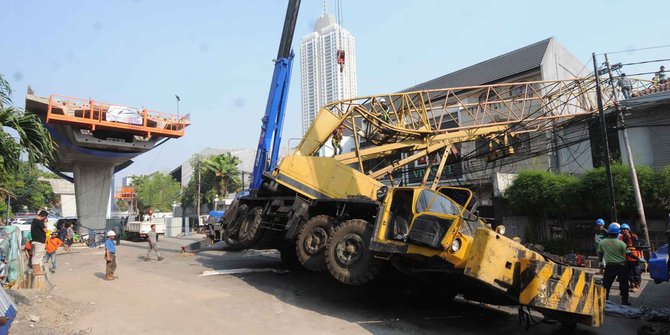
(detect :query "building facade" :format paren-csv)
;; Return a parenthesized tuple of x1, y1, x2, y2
(300, 7, 357, 135)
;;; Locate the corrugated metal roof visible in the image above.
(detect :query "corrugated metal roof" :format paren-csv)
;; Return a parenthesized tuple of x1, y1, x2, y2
(402, 38, 552, 92)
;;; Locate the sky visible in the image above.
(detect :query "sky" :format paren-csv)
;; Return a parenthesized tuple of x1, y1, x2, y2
(1, 0, 669, 189)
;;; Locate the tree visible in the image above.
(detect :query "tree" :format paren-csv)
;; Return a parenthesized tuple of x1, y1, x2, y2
(131, 172, 181, 212)
(201, 153, 242, 197)
(504, 170, 579, 242)
(579, 164, 656, 217)
(0, 73, 55, 177)
(182, 153, 242, 211)
(0, 161, 57, 216)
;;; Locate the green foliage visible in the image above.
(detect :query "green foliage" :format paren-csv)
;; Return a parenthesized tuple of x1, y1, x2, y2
(131, 172, 181, 212)
(202, 153, 242, 196)
(0, 73, 56, 177)
(652, 165, 670, 210)
(580, 164, 656, 216)
(182, 153, 242, 210)
(504, 170, 579, 217)
(0, 161, 56, 215)
(505, 164, 670, 218)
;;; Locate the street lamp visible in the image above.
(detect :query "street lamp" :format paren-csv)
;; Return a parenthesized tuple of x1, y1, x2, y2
(214, 195, 220, 212)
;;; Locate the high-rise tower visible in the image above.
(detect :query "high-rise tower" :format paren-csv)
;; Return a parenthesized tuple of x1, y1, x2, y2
(300, 2, 357, 134)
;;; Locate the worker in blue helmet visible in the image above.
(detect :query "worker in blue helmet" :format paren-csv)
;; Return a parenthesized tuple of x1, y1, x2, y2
(594, 218, 609, 272)
(598, 223, 641, 305)
(619, 224, 643, 291)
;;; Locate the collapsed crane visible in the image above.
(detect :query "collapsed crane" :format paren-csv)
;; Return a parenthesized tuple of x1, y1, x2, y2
(217, 77, 616, 328)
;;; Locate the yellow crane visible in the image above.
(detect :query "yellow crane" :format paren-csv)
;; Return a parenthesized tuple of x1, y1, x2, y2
(222, 77, 617, 328)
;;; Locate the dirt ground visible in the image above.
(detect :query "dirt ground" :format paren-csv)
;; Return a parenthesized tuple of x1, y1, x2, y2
(6, 235, 670, 335)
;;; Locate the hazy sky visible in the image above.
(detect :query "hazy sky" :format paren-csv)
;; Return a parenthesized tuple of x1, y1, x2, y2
(1, 0, 668, 187)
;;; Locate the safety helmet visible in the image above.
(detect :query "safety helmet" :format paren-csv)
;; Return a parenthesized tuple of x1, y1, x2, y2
(378, 98, 386, 103)
(106, 230, 117, 237)
(621, 223, 630, 230)
(595, 218, 605, 226)
(607, 223, 621, 234)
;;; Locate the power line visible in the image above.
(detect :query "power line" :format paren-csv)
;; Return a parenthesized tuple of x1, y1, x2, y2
(599, 44, 670, 55)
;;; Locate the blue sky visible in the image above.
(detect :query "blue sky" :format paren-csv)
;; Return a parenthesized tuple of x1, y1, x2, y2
(1, 0, 668, 187)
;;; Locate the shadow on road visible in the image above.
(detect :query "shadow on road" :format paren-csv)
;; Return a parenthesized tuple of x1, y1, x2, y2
(189, 249, 596, 335)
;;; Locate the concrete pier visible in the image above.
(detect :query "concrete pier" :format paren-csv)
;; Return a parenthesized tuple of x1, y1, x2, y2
(25, 94, 190, 231)
(73, 161, 115, 229)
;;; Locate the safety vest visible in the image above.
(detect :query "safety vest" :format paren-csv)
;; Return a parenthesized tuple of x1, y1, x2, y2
(619, 233, 642, 262)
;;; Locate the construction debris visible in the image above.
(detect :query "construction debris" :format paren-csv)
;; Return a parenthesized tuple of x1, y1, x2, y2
(7, 289, 91, 335)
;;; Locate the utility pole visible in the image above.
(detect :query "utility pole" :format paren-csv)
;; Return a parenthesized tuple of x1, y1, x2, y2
(604, 53, 650, 243)
(195, 158, 201, 234)
(592, 52, 618, 222)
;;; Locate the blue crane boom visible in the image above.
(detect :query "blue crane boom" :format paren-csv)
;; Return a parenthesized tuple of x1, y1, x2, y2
(250, 0, 301, 191)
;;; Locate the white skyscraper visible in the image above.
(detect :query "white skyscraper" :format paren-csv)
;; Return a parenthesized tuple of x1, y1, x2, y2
(300, 5, 357, 134)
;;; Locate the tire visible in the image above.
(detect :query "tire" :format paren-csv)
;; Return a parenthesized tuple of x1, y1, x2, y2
(296, 215, 335, 272)
(222, 204, 248, 240)
(325, 219, 383, 285)
(238, 206, 264, 245)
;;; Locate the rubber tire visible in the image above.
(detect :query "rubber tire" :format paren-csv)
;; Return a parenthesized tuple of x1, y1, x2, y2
(296, 215, 335, 272)
(222, 204, 248, 240)
(325, 219, 383, 285)
(238, 206, 264, 245)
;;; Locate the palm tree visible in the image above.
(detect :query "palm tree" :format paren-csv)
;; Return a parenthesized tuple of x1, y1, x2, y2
(0, 73, 55, 176)
(201, 153, 242, 197)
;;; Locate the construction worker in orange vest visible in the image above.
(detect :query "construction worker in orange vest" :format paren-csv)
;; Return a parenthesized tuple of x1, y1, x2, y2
(619, 223, 643, 292)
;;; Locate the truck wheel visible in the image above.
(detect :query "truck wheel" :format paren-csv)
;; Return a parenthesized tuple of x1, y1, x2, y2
(222, 204, 248, 240)
(325, 219, 383, 285)
(296, 215, 335, 272)
(238, 206, 264, 245)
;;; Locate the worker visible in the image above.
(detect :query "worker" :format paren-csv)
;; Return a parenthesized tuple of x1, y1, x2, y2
(377, 98, 391, 123)
(44, 233, 63, 273)
(658, 66, 666, 84)
(145, 224, 164, 262)
(619, 223, 643, 292)
(594, 218, 608, 273)
(594, 218, 608, 250)
(23, 238, 32, 268)
(30, 210, 49, 275)
(331, 125, 344, 156)
(617, 73, 633, 99)
(104, 230, 118, 281)
(598, 223, 642, 305)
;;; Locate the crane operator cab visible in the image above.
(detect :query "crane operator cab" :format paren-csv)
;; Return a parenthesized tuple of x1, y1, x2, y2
(372, 186, 490, 269)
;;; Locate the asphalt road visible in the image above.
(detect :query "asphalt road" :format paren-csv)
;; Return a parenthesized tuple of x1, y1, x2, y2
(38, 235, 669, 335)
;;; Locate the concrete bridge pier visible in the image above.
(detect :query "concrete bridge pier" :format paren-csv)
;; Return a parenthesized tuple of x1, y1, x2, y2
(73, 161, 114, 231)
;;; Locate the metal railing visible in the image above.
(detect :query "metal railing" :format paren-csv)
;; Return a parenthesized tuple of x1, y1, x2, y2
(46, 95, 190, 138)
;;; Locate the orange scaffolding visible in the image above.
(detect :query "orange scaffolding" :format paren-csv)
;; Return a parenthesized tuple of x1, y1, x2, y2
(46, 95, 189, 138)
(114, 187, 136, 200)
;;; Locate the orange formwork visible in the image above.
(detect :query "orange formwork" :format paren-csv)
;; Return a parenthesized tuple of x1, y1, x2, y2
(46, 95, 189, 138)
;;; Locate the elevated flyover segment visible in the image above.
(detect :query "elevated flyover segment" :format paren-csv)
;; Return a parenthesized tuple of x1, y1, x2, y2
(25, 94, 190, 230)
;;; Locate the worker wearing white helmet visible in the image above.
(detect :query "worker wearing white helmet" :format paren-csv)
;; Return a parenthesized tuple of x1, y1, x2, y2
(104, 230, 118, 280)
